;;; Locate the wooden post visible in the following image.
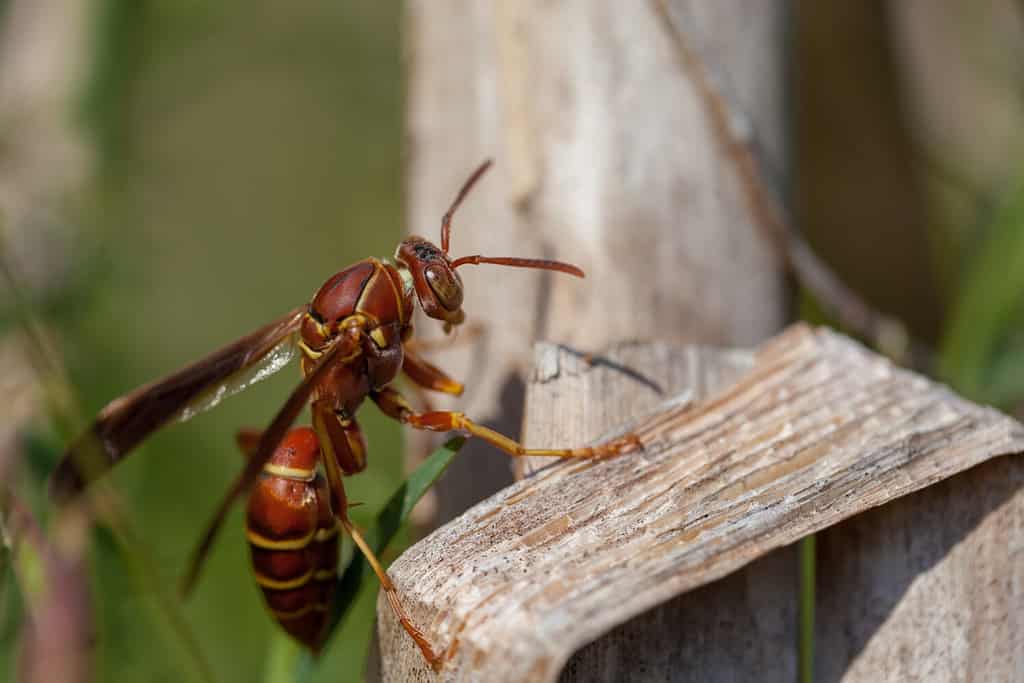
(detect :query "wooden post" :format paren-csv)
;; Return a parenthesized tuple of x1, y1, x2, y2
(404, 0, 789, 521)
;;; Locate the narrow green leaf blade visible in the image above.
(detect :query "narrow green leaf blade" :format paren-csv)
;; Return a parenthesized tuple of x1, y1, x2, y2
(326, 435, 464, 643)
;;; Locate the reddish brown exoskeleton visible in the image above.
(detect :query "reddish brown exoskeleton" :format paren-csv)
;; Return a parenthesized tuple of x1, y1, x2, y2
(49, 160, 641, 668)
(238, 427, 339, 651)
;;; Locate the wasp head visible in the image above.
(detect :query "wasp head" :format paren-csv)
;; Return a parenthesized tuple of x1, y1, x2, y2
(395, 160, 584, 334)
(395, 236, 466, 331)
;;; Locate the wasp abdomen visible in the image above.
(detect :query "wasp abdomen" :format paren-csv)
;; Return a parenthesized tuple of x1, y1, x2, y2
(246, 427, 338, 651)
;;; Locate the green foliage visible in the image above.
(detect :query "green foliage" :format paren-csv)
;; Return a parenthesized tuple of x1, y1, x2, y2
(939, 175, 1024, 406)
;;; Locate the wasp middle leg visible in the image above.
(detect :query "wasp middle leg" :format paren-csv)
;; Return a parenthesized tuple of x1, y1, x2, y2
(371, 387, 642, 460)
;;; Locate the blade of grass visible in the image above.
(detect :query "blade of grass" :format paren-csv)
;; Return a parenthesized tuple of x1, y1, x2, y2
(264, 436, 464, 683)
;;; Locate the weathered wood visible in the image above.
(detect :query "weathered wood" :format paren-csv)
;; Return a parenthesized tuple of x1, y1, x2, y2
(378, 325, 1024, 681)
(816, 455, 1024, 682)
(524, 341, 796, 683)
(403, 0, 789, 525)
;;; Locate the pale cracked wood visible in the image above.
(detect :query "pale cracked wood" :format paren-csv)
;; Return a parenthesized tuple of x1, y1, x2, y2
(378, 324, 1024, 681)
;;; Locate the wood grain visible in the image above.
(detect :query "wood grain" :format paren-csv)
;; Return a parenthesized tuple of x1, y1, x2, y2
(378, 325, 1024, 681)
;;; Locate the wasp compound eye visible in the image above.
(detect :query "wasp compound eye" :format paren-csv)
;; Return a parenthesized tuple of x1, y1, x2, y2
(424, 264, 463, 311)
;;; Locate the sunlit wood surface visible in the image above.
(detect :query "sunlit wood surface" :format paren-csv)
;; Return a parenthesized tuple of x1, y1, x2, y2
(379, 325, 1024, 681)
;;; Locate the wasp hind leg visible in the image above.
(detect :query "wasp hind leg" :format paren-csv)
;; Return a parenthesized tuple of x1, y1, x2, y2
(310, 400, 443, 670)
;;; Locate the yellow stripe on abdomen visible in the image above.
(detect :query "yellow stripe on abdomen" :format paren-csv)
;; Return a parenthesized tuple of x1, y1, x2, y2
(254, 567, 314, 591)
(247, 527, 316, 551)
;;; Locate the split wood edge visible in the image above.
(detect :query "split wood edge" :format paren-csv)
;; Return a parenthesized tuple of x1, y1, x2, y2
(377, 323, 1024, 682)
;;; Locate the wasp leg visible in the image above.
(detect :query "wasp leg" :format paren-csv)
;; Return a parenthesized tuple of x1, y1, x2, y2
(402, 321, 485, 397)
(310, 414, 442, 671)
(398, 347, 464, 527)
(401, 345, 464, 397)
(343, 518, 441, 670)
(311, 400, 368, 477)
(371, 387, 642, 459)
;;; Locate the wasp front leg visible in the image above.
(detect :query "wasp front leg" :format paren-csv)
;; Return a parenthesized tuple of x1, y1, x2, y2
(371, 387, 643, 460)
(401, 344, 464, 397)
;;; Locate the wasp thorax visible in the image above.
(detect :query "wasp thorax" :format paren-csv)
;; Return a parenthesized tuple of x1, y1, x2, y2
(424, 263, 463, 311)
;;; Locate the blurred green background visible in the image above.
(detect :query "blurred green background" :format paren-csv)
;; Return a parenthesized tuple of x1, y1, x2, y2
(6, 2, 405, 681)
(4, 1, 1024, 682)
(80, 3, 405, 682)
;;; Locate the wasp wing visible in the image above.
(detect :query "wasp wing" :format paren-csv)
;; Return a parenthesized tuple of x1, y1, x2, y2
(49, 307, 306, 502)
(179, 329, 359, 596)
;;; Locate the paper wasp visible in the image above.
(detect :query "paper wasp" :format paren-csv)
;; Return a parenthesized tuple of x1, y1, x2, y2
(48, 160, 641, 667)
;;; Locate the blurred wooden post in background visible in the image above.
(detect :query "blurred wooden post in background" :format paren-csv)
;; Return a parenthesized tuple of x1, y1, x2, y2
(404, 0, 788, 521)
(402, 0, 793, 678)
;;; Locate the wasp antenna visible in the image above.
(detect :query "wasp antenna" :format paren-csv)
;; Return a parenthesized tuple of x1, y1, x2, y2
(449, 255, 585, 278)
(441, 159, 493, 254)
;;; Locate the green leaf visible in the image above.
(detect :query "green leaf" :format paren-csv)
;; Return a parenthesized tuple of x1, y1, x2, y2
(939, 176, 1024, 403)
(327, 435, 463, 637)
(266, 436, 464, 683)
(263, 635, 304, 683)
